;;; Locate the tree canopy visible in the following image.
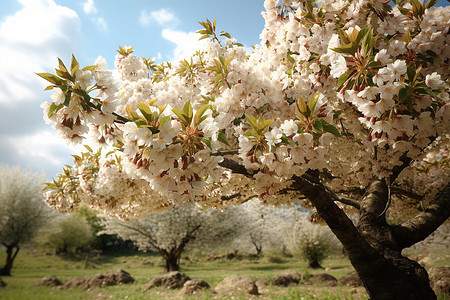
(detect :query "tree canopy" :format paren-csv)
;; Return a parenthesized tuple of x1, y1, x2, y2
(0, 166, 52, 275)
(38, 0, 449, 298)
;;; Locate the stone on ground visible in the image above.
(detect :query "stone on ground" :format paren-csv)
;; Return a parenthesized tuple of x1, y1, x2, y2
(37, 275, 62, 287)
(214, 275, 259, 295)
(272, 271, 301, 286)
(61, 269, 134, 290)
(178, 279, 210, 296)
(143, 271, 190, 291)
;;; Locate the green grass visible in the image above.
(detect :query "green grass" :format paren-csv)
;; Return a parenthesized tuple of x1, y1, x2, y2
(0, 249, 368, 299)
(0, 249, 374, 299)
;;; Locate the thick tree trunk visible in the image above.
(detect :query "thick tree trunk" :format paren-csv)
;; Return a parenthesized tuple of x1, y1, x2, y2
(293, 175, 449, 300)
(160, 250, 181, 272)
(0, 245, 20, 276)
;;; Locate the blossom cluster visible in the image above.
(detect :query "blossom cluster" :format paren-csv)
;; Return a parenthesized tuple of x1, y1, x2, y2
(40, 0, 449, 217)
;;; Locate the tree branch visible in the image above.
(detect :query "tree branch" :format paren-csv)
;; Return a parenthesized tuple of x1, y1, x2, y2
(390, 187, 424, 201)
(218, 157, 251, 176)
(291, 175, 375, 259)
(393, 182, 450, 249)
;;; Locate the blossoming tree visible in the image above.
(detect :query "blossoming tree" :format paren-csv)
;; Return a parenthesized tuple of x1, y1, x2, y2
(0, 166, 52, 276)
(39, 0, 449, 298)
(100, 205, 241, 272)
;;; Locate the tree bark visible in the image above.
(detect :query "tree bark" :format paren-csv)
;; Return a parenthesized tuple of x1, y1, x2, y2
(160, 249, 181, 272)
(293, 175, 447, 300)
(0, 244, 20, 276)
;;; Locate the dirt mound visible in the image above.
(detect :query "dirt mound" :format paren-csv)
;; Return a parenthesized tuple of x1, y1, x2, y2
(338, 272, 363, 287)
(178, 279, 210, 296)
(309, 273, 338, 286)
(144, 271, 190, 291)
(61, 269, 134, 290)
(272, 271, 301, 286)
(215, 275, 259, 295)
(37, 276, 62, 287)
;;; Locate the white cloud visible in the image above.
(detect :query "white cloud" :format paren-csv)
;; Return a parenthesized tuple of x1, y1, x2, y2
(140, 8, 178, 27)
(0, 0, 81, 106)
(161, 29, 208, 62)
(94, 17, 108, 31)
(6, 130, 84, 168)
(83, 0, 97, 15)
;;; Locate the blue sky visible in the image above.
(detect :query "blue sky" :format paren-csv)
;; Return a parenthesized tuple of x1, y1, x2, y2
(0, 0, 265, 179)
(0, 0, 448, 180)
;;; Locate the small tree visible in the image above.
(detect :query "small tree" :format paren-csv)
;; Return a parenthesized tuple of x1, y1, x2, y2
(46, 215, 94, 254)
(101, 205, 239, 272)
(0, 166, 52, 276)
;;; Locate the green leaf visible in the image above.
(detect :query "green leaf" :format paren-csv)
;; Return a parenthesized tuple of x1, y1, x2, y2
(355, 27, 369, 45)
(425, 0, 438, 9)
(366, 61, 382, 68)
(218, 130, 231, 146)
(194, 104, 211, 127)
(331, 43, 357, 55)
(48, 103, 63, 118)
(220, 32, 231, 39)
(322, 123, 341, 137)
(172, 108, 189, 126)
(82, 65, 97, 72)
(312, 120, 323, 133)
(159, 115, 170, 125)
(245, 114, 258, 130)
(36, 72, 64, 86)
(202, 137, 212, 150)
(63, 90, 72, 107)
(183, 100, 193, 122)
(137, 103, 154, 122)
(337, 70, 355, 90)
(84, 145, 93, 152)
(411, 0, 423, 17)
(70, 54, 79, 76)
(398, 88, 408, 101)
(58, 58, 68, 73)
(73, 89, 90, 103)
(406, 66, 416, 82)
(307, 93, 320, 115)
(259, 119, 274, 134)
(296, 97, 308, 114)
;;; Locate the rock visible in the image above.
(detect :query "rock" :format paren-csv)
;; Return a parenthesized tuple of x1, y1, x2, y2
(178, 279, 210, 296)
(272, 272, 301, 287)
(37, 276, 62, 287)
(255, 279, 270, 294)
(0, 277, 6, 287)
(214, 275, 258, 295)
(143, 271, 190, 291)
(309, 273, 338, 286)
(338, 272, 363, 287)
(61, 269, 134, 290)
(428, 267, 450, 296)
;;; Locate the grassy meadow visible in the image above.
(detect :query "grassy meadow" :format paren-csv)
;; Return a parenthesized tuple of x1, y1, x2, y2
(0, 249, 448, 299)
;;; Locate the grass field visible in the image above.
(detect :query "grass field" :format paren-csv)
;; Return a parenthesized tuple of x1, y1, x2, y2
(0, 249, 448, 299)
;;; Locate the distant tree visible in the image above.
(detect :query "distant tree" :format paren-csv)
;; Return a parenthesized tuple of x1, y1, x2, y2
(101, 205, 239, 272)
(75, 206, 132, 252)
(235, 200, 341, 264)
(46, 215, 94, 254)
(0, 166, 52, 276)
